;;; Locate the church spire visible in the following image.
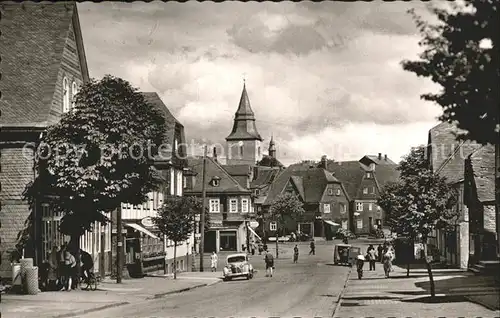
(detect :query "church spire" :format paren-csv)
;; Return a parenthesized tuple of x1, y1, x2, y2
(226, 82, 262, 141)
(269, 134, 276, 158)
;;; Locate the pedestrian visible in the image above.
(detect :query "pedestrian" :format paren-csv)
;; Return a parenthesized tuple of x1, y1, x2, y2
(63, 250, 76, 291)
(309, 240, 315, 255)
(258, 242, 263, 255)
(210, 251, 218, 272)
(251, 241, 256, 256)
(383, 249, 394, 278)
(58, 243, 67, 290)
(367, 245, 377, 271)
(264, 250, 274, 277)
(377, 244, 383, 263)
(293, 244, 299, 263)
(47, 246, 59, 291)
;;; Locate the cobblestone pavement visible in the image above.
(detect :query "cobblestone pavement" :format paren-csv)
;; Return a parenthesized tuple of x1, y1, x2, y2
(336, 259, 500, 318)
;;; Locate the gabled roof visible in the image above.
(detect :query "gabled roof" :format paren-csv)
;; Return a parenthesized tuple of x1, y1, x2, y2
(428, 122, 481, 183)
(0, 2, 89, 127)
(289, 176, 305, 201)
(468, 145, 496, 203)
(226, 83, 262, 141)
(324, 161, 366, 199)
(250, 167, 281, 188)
(185, 157, 250, 194)
(360, 155, 396, 166)
(223, 164, 251, 176)
(263, 166, 342, 205)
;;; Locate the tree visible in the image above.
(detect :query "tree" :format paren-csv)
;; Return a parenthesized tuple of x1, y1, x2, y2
(402, 0, 499, 145)
(268, 192, 305, 258)
(152, 196, 209, 279)
(378, 146, 457, 297)
(23, 75, 166, 283)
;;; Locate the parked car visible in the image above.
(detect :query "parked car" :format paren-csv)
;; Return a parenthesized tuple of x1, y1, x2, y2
(222, 253, 254, 281)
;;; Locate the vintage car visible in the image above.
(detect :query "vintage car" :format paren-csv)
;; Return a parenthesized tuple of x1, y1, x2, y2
(222, 253, 254, 281)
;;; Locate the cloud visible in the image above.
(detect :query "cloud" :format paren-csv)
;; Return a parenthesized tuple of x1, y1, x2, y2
(77, 1, 442, 165)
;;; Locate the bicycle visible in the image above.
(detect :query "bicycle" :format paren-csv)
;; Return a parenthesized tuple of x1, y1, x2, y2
(80, 271, 100, 291)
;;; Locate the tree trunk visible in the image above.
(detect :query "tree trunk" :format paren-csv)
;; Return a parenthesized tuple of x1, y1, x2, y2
(173, 241, 177, 279)
(275, 226, 279, 259)
(70, 234, 81, 289)
(423, 240, 436, 297)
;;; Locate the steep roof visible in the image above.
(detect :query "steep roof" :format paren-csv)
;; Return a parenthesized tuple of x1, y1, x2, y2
(142, 92, 180, 147)
(185, 157, 250, 194)
(264, 166, 341, 205)
(0, 2, 89, 127)
(251, 167, 280, 188)
(223, 164, 251, 176)
(289, 176, 305, 200)
(226, 83, 262, 141)
(469, 145, 496, 203)
(361, 155, 396, 165)
(428, 122, 481, 183)
(373, 164, 401, 189)
(324, 161, 366, 199)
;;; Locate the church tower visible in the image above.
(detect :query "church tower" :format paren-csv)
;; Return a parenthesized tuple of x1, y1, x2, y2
(269, 134, 276, 158)
(226, 82, 263, 165)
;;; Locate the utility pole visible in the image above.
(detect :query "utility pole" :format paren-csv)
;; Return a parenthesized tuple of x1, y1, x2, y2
(246, 219, 250, 254)
(116, 208, 123, 283)
(199, 145, 208, 272)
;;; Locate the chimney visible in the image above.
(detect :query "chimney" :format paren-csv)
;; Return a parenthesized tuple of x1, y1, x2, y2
(378, 153, 382, 160)
(213, 147, 218, 162)
(321, 155, 327, 169)
(384, 154, 387, 161)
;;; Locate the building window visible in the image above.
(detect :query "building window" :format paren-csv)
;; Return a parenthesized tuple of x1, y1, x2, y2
(366, 172, 372, 179)
(356, 202, 363, 211)
(71, 81, 78, 109)
(239, 145, 244, 156)
(254, 189, 260, 196)
(336, 189, 341, 196)
(357, 219, 363, 229)
(323, 203, 331, 213)
(183, 176, 187, 189)
(270, 221, 277, 231)
(258, 146, 261, 157)
(211, 177, 220, 187)
(174, 139, 178, 152)
(241, 199, 249, 213)
(209, 199, 220, 213)
(340, 203, 346, 214)
(370, 187, 376, 194)
(229, 199, 238, 213)
(363, 187, 368, 194)
(328, 188, 334, 195)
(368, 203, 373, 211)
(62, 77, 70, 113)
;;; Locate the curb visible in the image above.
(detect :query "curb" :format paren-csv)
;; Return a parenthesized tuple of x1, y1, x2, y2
(53, 301, 130, 318)
(331, 265, 353, 318)
(149, 279, 221, 300)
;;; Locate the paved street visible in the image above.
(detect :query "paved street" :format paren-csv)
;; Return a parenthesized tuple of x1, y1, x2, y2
(76, 242, 350, 318)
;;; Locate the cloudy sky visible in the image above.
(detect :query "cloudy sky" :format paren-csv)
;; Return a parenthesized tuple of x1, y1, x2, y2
(78, 1, 443, 165)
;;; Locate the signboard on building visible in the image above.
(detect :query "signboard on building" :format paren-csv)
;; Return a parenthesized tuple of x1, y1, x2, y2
(249, 221, 259, 229)
(141, 217, 155, 228)
(209, 220, 223, 227)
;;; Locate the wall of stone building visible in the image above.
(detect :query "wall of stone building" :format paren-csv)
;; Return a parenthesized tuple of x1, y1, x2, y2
(458, 221, 470, 269)
(0, 146, 35, 280)
(484, 205, 497, 234)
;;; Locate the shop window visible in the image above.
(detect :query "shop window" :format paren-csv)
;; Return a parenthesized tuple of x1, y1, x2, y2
(219, 231, 237, 251)
(270, 221, 277, 231)
(357, 219, 363, 229)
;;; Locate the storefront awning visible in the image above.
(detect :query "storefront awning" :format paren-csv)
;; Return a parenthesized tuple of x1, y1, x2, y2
(125, 223, 159, 240)
(247, 226, 262, 241)
(324, 220, 340, 227)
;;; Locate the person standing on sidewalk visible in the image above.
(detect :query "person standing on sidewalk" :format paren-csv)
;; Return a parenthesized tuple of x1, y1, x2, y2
(367, 246, 377, 271)
(293, 245, 299, 263)
(377, 244, 384, 263)
(210, 251, 218, 272)
(63, 250, 76, 291)
(309, 240, 315, 255)
(383, 249, 394, 278)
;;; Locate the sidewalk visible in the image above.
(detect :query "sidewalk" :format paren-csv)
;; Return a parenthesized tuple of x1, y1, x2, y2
(335, 262, 500, 318)
(1, 271, 221, 318)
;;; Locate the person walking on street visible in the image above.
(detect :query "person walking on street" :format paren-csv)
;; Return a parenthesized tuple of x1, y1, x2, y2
(63, 250, 76, 291)
(383, 249, 394, 278)
(377, 244, 384, 263)
(309, 240, 315, 255)
(367, 245, 377, 271)
(264, 249, 274, 277)
(293, 244, 299, 263)
(210, 251, 218, 272)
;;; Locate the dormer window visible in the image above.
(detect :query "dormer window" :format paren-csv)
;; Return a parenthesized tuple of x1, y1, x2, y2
(369, 163, 375, 171)
(328, 188, 334, 195)
(366, 172, 372, 179)
(211, 176, 221, 187)
(336, 189, 341, 196)
(255, 189, 260, 196)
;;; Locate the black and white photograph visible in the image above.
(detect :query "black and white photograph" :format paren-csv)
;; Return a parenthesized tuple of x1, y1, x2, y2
(0, 1, 498, 317)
